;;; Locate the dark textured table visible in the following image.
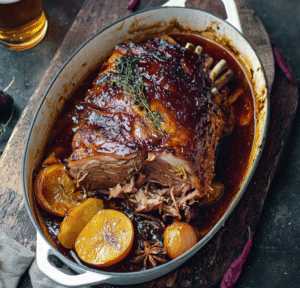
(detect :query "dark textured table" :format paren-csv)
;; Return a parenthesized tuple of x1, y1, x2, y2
(234, 1, 300, 287)
(0, 0, 299, 287)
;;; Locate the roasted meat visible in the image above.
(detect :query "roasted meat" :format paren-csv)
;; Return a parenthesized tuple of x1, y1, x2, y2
(67, 36, 234, 217)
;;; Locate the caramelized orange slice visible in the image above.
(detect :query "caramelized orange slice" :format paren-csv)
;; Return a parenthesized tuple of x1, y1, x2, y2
(75, 209, 134, 268)
(164, 221, 198, 259)
(34, 163, 83, 217)
(58, 198, 104, 249)
(42, 152, 62, 166)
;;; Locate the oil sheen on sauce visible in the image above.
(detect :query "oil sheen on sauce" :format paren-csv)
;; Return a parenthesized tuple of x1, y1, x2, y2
(38, 33, 254, 272)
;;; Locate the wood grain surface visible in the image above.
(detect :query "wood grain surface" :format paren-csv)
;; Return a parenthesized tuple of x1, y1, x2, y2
(0, 0, 296, 287)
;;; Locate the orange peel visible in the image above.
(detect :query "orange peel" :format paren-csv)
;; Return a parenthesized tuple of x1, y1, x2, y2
(34, 163, 83, 217)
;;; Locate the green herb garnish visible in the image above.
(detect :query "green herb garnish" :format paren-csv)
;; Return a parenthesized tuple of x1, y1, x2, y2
(110, 55, 164, 133)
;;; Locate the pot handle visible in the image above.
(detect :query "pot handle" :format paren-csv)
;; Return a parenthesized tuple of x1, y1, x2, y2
(162, 0, 187, 7)
(36, 233, 112, 287)
(162, 0, 243, 33)
(220, 0, 243, 33)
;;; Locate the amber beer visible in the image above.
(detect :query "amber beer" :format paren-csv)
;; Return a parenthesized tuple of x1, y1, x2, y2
(0, 0, 48, 50)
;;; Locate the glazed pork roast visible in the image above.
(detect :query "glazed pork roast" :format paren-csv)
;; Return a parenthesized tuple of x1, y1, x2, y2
(67, 35, 234, 218)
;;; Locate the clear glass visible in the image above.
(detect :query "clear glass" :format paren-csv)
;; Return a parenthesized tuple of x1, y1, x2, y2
(0, 0, 48, 50)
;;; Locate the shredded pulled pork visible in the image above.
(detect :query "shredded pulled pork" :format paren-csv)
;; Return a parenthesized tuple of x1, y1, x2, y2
(106, 177, 204, 219)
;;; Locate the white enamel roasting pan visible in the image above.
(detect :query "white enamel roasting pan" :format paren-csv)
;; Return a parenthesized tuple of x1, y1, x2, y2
(22, 0, 269, 286)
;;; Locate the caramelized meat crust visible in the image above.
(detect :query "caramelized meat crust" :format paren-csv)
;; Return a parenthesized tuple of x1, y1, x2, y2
(67, 36, 233, 217)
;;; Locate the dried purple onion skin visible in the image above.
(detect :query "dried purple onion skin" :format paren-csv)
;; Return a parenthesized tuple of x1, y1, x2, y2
(220, 233, 253, 288)
(273, 46, 293, 84)
(126, 0, 139, 10)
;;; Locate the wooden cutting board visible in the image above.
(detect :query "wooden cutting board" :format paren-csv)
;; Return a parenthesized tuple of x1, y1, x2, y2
(0, 0, 297, 287)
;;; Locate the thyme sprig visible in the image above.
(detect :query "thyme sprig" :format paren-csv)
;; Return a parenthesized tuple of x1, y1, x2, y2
(110, 56, 164, 133)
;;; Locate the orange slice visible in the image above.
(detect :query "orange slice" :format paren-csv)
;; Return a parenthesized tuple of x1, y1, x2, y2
(164, 221, 198, 259)
(58, 198, 104, 249)
(75, 209, 134, 268)
(34, 163, 83, 217)
(42, 152, 62, 166)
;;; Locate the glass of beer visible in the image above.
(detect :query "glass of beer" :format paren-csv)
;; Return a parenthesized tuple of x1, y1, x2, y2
(0, 0, 48, 50)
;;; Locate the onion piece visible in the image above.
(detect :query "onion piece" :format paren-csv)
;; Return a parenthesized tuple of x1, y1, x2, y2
(126, 0, 139, 10)
(220, 227, 253, 288)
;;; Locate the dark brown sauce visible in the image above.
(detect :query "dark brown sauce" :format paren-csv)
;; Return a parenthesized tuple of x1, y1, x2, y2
(37, 33, 254, 272)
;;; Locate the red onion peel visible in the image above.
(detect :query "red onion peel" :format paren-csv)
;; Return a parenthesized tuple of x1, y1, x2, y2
(220, 227, 253, 288)
(127, 0, 139, 10)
